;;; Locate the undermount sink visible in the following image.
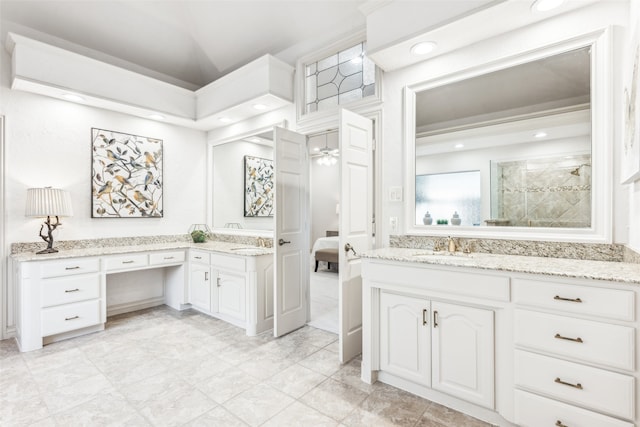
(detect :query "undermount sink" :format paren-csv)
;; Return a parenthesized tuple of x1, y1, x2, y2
(412, 251, 475, 261)
(230, 247, 269, 254)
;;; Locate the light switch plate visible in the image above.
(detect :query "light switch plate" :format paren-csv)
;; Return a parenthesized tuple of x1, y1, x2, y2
(389, 186, 403, 202)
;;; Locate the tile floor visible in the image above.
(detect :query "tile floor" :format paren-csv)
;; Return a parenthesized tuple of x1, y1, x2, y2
(1, 306, 493, 427)
(308, 266, 338, 334)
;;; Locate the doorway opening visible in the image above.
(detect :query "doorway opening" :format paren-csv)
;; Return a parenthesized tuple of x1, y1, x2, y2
(307, 130, 339, 334)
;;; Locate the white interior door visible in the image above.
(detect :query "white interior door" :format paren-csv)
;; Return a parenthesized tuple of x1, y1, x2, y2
(274, 127, 309, 337)
(339, 108, 373, 362)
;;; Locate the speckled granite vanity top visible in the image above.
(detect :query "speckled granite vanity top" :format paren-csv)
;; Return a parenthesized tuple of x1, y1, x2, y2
(11, 241, 273, 262)
(361, 248, 640, 285)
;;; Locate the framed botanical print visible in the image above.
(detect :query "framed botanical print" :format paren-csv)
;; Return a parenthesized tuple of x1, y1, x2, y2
(91, 128, 163, 217)
(244, 155, 274, 217)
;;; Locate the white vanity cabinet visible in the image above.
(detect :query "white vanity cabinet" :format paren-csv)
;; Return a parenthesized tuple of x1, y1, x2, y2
(379, 292, 494, 408)
(187, 249, 273, 335)
(363, 258, 508, 422)
(188, 250, 212, 312)
(15, 256, 105, 352)
(513, 277, 636, 427)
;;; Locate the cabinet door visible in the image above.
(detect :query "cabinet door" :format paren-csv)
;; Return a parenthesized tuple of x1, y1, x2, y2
(379, 292, 430, 386)
(189, 264, 211, 312)
(217, 270, 246, 322)
(432, 301, 494, 409)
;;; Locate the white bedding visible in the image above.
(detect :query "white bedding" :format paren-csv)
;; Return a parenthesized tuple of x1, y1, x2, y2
(311, 236, 339, 256)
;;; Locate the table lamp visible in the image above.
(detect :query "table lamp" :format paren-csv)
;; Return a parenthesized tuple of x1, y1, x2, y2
(25, 187, 73, 254)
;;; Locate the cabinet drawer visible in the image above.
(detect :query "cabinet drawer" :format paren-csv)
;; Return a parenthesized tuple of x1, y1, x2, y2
(515, 309, 634, 371)
(515, 350, 635, 420)
(189, 251, 210, 264)
(41, 299, 101, 336)
(41, 275, 100, 307)
(513, 278, 634, 321)
(39, 258, 100, 278)
(211, 254, 245, 271)
(514, 389, 634, 427)
(104, 254, 148, 271)
(149, 251, 185, 266)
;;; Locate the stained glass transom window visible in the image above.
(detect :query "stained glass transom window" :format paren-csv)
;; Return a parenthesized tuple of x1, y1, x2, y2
(305, 42, 376, 114)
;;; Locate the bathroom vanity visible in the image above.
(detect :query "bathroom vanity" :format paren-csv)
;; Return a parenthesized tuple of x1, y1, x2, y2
(11, 241, 273, 352)
(361, 249, 640, 427)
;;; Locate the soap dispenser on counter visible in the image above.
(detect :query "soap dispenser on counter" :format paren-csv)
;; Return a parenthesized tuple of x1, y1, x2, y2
(451, 211, 462, 226)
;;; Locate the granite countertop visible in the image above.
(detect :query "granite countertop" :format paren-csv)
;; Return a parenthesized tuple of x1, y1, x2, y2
(11, 241, 274, 262)
(361, 248, 640, 285)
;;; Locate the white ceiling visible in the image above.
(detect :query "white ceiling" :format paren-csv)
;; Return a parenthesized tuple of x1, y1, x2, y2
(0, 0, 368, 90)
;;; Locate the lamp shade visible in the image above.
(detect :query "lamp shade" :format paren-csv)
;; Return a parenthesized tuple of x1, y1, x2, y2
(25, 187, 73, 217)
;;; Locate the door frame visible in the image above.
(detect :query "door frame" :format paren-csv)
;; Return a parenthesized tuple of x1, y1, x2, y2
(299, 108, 382, 325)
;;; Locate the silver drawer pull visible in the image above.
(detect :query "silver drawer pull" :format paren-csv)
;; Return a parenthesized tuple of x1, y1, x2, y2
(164, 256, 175, 260)
(194, 256, 202, 259)
(65, 266, 80, 270)
(556, 421, 569, 427)
(554, 377, 583, 389)
(64, 288, 80, 293)
(422, 309, 427, 326)
(555, 333, 583, 343)
(65, 315, 79, 321)
(554, 295, 582, 303)
(122, 260, 135, 264)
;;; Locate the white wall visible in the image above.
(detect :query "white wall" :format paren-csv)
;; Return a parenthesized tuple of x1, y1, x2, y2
(212, 141, 273, 230)
(0, 48, 208, 246)
(380, 2, 628, 244)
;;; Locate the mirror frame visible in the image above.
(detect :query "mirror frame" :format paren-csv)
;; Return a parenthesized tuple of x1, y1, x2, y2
(404, 28, 613, 243)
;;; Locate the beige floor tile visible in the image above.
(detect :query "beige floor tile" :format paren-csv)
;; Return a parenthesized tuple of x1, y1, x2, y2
(331, 358, 375, 394)
(135, 387, 216, 426)
(184, 406, 248, 427)
(42, 373, 115, 414)
(348, 382, 429, 426)
(265, 364, 328, 398)
(195, 368, 261, 404)
(299, 378, 369, 422)
(30, 357, 102, 391)
(262, 401, 339, 427)
(223, 383, 295, 427)
(237, 350, 295, 380)
(169, 354, 232, 386)
(53, 392, 150, 426)
(418, 401, 493, 426)
(89, 345, 168, 386)
(0, 394, 51, 426)
(299, 348, 344, 376)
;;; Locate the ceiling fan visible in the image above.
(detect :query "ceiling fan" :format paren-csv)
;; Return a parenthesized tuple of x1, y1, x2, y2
(311, 135, 339, 166)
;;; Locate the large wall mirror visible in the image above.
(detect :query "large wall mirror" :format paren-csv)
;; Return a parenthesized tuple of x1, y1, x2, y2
(210, 130, 274, 233)
(404, 30, 612, 242)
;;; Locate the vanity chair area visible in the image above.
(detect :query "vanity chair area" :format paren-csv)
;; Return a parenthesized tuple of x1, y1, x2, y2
(10, 234, 275, 352)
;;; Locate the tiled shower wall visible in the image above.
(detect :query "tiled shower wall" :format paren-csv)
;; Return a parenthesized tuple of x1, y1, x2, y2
(492, 154, 591, 227)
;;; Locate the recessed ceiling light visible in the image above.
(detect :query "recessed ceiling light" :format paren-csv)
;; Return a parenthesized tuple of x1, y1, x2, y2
(531, 0, 565, 12)
(250, 138, 261, 143)
(62, 93, 84, 102)
(534, 131, 548, 138)
(219, 117, 232, 123)
(454, 143, 464, 149)
(253, 103, 267, 110)
(148, 113, 165, 120)
(313, 147, 320, 152)
(351, 55, 363, 64)
(410, 41, 437, 56)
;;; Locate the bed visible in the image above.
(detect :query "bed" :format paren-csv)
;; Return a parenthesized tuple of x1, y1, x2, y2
(311, 235, 339, 257)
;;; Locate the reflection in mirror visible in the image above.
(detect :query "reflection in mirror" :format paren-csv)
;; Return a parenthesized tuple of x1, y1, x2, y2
(414, 46, 591, 228)
(212, 131, 274, 230)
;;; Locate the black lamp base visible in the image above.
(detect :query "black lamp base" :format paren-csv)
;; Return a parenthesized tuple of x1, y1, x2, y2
(36, 247, 59, 255)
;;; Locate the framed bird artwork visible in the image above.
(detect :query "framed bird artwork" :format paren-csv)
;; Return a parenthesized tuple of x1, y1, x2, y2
(244, 155, 274, 217)
(91, 128, 163, 217)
